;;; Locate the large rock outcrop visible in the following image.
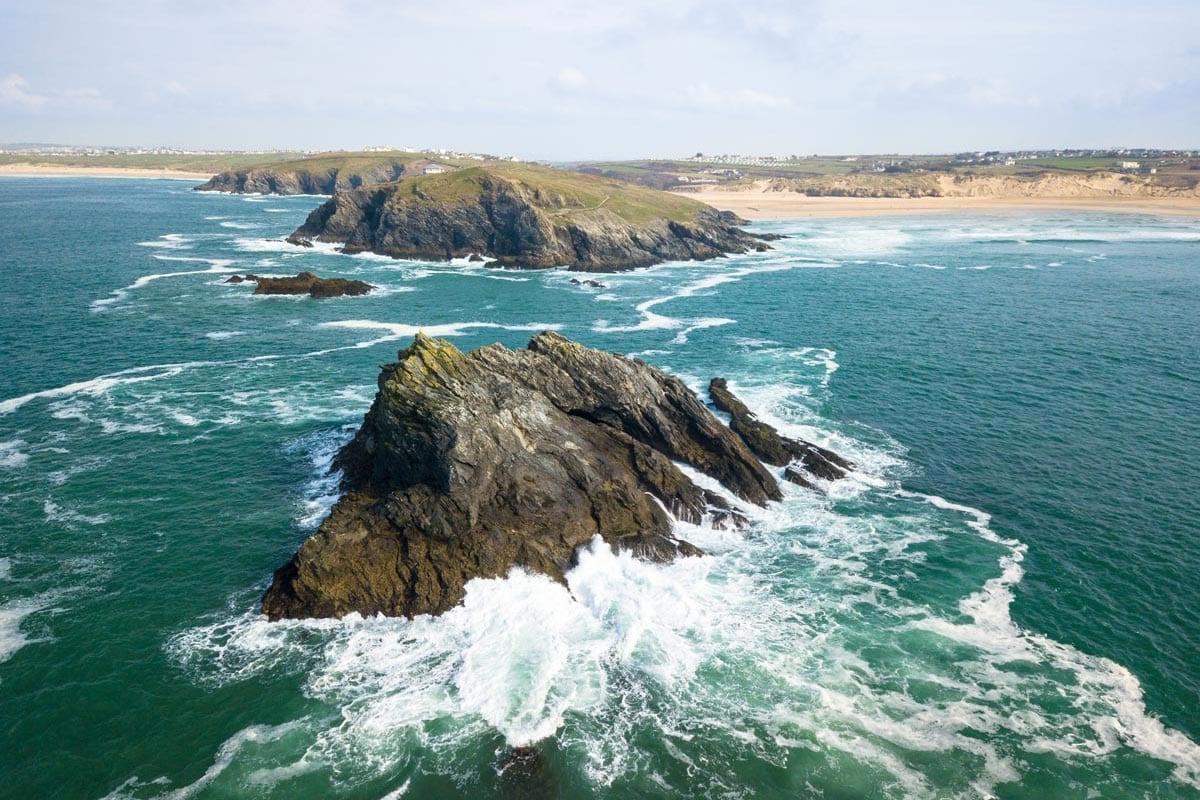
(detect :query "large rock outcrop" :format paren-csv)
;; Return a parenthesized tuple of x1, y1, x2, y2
(287, 164, 771, 272)
(262, 332, 784, 620)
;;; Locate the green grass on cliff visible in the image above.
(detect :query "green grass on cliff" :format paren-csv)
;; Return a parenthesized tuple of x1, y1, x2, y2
(390, 162, 709, 225)
(0, 150, 478, 176)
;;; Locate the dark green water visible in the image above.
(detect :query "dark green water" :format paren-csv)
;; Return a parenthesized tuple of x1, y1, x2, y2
(1, 178, 1198, 799)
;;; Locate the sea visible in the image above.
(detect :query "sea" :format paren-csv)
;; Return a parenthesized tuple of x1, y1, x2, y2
(1, 176, 1199, 799)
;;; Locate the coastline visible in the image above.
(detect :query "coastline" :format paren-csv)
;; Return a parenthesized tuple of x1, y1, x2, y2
(0, 164, 212, 180)
(677, 185, 1200, 219)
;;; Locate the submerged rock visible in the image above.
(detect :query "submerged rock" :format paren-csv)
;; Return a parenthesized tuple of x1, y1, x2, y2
(262, 333, 780, 620)
(708, 377, 854, 487)
(236, 271, 374, 298)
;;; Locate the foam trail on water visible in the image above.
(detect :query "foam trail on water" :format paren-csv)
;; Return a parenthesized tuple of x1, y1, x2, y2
(91, 257, 238, 311)
(594, 263, 790, 335)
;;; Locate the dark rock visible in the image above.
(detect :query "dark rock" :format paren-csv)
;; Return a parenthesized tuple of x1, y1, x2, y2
(708, 377, 853, 487)
(285, 236, 314, 248)
(224, 275, 245, 283)
(468, 253, 485, 262)
(262, 333, 778, 620)
(250, 271, 374, 298)
(289, 165, 773, 273)
(195, 160, 410, 195)
(570, 278, 607, 288)
(499, 746, 557, 800)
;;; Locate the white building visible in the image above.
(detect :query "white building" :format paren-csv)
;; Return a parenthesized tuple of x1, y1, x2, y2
(423, 163, 450, 175)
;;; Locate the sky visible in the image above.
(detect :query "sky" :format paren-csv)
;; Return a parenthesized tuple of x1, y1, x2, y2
(1, 0, 1198, 160)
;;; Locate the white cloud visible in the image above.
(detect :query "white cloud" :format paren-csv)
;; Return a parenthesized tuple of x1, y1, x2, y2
(682, 84, 791, 111)
(0, 74, 48, 109)
(555, 67, 587, 90)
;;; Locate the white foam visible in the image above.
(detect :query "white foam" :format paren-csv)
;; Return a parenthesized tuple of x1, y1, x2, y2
(671, 317, 735, 344)
(204, 331, 246, 340)
(218, 221, 266, 230)
(0, 595, 50, 662)
(593, 263, 790, 336)
(0, 439, 29, 469)
(317, 319, 562, 348)
(91, 258, 238, 311)
(43, 499, 111, 526)
(137, 233, 192, 250)
(0, 362, 201, 417)
(0, 558, 11, 580)
(290, 425, 356, 530)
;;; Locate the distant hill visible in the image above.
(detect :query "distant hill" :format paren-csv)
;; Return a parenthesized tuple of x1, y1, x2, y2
(194, 151, 475, 195)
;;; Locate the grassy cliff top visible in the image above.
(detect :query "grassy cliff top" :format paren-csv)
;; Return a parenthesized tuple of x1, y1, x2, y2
(383, 162, 711, 225)
(0, 149, 477, 175)
(230, 150, 477, 173)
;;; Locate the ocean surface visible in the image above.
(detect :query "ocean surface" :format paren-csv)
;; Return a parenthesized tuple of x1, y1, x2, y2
(1, 177, 1199, 800)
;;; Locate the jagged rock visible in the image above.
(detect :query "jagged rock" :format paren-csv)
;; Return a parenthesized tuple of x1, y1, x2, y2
(708, 377, 853, 487)
(285, 236, 314, 248)
(288, 163, 772, 273)
(249, 271, 374, 298)
(262, 333, 778, 620)
(468, 253, 485, 262)
(224, 275, 245, 283)
(570, 278, 607, 288)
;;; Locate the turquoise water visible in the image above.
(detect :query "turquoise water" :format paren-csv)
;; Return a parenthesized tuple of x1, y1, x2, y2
(1, 177, 1199, 799)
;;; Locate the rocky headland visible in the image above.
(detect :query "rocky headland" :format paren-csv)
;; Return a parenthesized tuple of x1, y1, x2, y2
(226, 271, 374, 298)
(286, 163, 773, 272)
(194, 153, 445, 195)
(262, 332, 849, 621)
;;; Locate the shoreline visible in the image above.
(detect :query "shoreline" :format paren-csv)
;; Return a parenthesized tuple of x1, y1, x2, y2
(0, 164, 212, 180)
(679, 186, 1200, 219)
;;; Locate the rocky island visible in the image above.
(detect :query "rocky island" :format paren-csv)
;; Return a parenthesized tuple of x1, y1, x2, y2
(286, 162, 773, 272)
(262, 332, 851, 620)
(226, 271, 374, 298)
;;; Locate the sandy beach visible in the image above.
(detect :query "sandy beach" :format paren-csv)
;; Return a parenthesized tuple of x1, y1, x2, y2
(0, 164, 212, 180)
(679, 185, 1200, 219)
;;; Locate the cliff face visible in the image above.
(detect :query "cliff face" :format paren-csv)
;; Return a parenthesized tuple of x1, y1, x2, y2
(261, 332, 790, 620)
(195, 161, 409, 195)
(288, 165, 771, 272)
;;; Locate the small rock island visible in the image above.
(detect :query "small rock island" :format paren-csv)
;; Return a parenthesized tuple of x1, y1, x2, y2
(262, 333, 851, 621)
(286, 162, 774, 272)
(226, 271, 374, 298)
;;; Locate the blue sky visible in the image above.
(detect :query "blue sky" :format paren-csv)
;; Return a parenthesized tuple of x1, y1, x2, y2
(1, 0, 1197, 159)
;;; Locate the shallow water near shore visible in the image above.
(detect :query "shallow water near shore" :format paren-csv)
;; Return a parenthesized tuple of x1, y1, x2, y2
(2, 177, 1199, 799)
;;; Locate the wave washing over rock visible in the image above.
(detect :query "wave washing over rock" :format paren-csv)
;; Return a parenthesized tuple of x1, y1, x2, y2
(261, 332, 849, 620)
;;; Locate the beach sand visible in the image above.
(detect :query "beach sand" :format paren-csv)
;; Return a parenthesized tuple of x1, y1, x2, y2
(0, 164, 212, 180)
(679, 185, 1200, 220)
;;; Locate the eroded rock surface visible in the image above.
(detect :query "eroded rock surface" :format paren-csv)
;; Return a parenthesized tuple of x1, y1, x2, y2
(262, 333, 780, 620)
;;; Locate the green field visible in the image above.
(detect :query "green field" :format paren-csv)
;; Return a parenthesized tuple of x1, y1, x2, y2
(0, 152, 309, 173)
